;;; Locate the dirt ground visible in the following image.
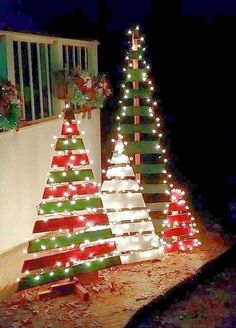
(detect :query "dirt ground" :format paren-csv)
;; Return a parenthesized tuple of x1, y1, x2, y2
(153, 259, 236, 328)
(0, 228, 227, 328)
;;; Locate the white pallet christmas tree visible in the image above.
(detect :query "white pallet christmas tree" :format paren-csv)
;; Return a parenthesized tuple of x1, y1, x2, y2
(101, 137, 164, 264)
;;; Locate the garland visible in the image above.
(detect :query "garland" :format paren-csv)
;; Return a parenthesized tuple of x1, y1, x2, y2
(53, 68, 112, 118)
(0, 81, 22, 131)
(69, 70, 112, 109)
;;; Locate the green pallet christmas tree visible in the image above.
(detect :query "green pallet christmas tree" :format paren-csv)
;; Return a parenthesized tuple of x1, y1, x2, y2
(117, 26, 170, 236)
(18, 108, 121, 291)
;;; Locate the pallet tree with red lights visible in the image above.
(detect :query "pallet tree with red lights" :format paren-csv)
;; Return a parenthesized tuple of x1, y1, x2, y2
(18, 108, 121, 295)
(163, 189, 201, 252)
(101, 137, 164, 264)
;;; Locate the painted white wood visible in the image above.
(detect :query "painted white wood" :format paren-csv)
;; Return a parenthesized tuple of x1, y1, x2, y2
(111, 221, 155, 235)
(65, 45, 69, 69)
(115, 234, 160, 253)
(107, 210, 150, 223)
(106, 165, 134, 178)
(85, 47, 88, 71)
(27, 42, 35, 120)
(45, 44, 52, 116)
(72, 46, 76, 68)
(5, 36, 15, 84)
(36, 43, 44, 119)
(0, 30, 99, 48)
(17, 41, 25, 119)
(110, 154, 129, 164)
(101, 179, 140, 192)
(120, 248, 163, 264)
(102, 193, 146, 210)
(77, 46, 82, 69)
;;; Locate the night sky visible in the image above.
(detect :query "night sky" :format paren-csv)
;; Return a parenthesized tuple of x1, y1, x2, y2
(1, 0, 236, 227)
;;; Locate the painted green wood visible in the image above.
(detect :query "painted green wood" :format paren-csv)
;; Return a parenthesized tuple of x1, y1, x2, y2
(126, 69, 148, 81)
(122, 106, 152, 116)
(125, 141, 162, 154)
(0, 40, 7, 80)
(133, 164, 166, 174)
(28, 228, 113, 253)
(125, 88, 152, 99)
(152, 219, 165, 233)
(19, 256, 121, 289)
(38, 197, 103, 215)
(141, 184, 169, 194)
(48, 169, 94, 184)
(119, 123, 155, 134)
(55, 138, 85, 151)
(146, 202, 169, 212)
(127, 49, 143, 59)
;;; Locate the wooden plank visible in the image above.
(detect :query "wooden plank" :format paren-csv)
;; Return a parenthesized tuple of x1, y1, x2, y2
(27, 42, 35, 120)
(133, 164, 165, 174)
(36, 43, 44, 118)
(17, 41, 26, 119)
(55, 138, 85, 151)
(141, 184, 169, 194)
(38, 195, 102, 215)
(47, 168, 94, 184)
(19, 256, 122, 290)
(123, 106, 151, 117)
(126, 68, 148, 81)
(125, 141, 162, 154)
(120, 123, 155, 134)
(75, 283, 89, 301)
(33, 213, 109, 233)
(28, 228, 113, 253)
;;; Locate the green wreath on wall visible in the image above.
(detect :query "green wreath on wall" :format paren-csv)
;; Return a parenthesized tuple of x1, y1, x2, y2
(0, 80, 22, 131)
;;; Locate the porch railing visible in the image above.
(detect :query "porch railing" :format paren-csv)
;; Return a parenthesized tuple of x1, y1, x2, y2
(0, 31, 98, 121)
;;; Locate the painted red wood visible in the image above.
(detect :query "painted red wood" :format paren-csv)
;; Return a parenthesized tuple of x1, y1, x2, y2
(22, 242, 116, 272)
(168, 202, 186, 212)
(51, 154, 89, 167)
(33, 213, 109, 233)
(42, 182, 98, 199)
(163, 226, 192, 238)
(164, 239, 196, 253)
(61, 122, 79, 135)
(166, 213, 191, 225)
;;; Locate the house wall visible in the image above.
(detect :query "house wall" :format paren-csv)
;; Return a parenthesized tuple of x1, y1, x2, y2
(0, 110, 101, 253)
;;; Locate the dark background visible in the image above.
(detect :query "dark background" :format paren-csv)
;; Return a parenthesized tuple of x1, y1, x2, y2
(1, 0, 236, 227)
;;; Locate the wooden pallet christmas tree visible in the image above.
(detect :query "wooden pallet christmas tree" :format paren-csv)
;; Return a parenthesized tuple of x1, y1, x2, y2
(117, 26, 201, 252)
(101, 137, 164, 263)
(117, 26, 170, 236)
(18, 108, 121, 294)
(163, 189, 201, 252)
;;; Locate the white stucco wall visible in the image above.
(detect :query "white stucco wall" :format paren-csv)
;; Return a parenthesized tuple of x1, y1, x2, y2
(0, 110, 101, 253)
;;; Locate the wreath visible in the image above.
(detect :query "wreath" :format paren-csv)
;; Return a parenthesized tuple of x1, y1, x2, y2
(0, 81, 22, 131)
(53, 68, 112, 119)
